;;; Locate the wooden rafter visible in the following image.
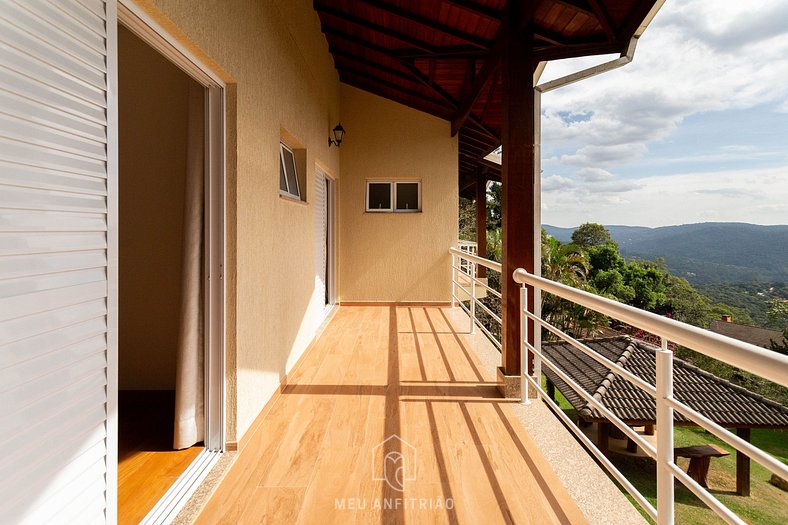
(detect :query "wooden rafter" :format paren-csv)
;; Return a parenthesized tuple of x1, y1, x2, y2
(444, 0, 502, 21)
(552, 0, 596, 18)
(450, 32, 503, 136)
(588, 0, 617, 41)
(352, 0, 491, 51)
(315, 2, 436, 53)
(340, 74, 454, 117)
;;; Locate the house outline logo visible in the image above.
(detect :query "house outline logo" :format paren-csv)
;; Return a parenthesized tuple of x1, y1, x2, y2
(371, 434, 417, 492)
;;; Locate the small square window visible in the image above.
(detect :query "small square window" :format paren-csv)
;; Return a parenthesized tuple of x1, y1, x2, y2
(365, 181, 421, 213)
(395, 182, 420, 212)
(279, 143, 301, 199)
(367, 182, 392, 211)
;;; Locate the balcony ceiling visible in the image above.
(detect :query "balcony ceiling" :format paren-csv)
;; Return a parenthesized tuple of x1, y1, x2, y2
(316, 0, 661, 195)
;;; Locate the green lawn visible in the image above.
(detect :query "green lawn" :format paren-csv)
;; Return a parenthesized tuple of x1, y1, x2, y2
(543, 378, 788, 524)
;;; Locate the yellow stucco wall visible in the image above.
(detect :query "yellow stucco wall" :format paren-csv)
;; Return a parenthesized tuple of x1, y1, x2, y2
(136, 1, 458, 444)
(338, 84, 458, 302)
(144, 0, 341, 441)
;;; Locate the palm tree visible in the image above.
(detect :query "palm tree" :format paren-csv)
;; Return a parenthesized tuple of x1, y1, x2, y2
(540, 237, 606, 338)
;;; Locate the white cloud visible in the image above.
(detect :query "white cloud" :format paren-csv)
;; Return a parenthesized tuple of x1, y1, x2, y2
(537, 0, 788, 226)
(542, 167, 788, 227)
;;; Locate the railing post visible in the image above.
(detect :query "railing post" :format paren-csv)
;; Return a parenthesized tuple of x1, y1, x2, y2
(470, 261, 476, 334)
(656, 338, 674, 525)
(520, 284, 529, 404)
(451, 254, 456, 308)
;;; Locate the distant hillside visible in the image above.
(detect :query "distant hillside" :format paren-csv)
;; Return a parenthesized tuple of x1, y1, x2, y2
(543, 223, 788, 285)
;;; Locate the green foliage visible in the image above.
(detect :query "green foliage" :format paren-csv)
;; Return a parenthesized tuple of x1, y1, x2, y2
(698, 282, 787, 326)
(767, 299, 788, 330)
(458, 196, 475, 241)
(487, 182, 501, 230)
(770, 329, 788, 355)
(486, 228, 502, 263)
(571, 222, 612, 248)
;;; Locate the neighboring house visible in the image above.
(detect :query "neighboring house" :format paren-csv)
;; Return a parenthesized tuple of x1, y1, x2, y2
(709, 318, 784, 349)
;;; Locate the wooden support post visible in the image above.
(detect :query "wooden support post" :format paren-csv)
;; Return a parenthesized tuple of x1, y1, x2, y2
(500, 2, 536, 376)
(598, 422, 610, 456)
(627, 438, 638, 453)
(546, 379, 555, 402)
(644, 423, 655, 436)
(475, 177, 487, 277)
(736, 427, 751, 496)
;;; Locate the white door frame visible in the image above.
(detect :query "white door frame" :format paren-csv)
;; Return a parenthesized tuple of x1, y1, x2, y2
(113, 0, 227, 507)
(320, 168, 337, 310)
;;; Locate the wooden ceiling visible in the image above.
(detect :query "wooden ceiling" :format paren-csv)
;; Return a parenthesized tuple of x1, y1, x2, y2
(315, 0, 660, 197)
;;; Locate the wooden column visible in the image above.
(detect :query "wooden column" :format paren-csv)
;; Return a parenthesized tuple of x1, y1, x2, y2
(475, 177, 487, 278)
(500, 3, 536, 376)
(736, 427, 751, 496)
(598, 422, 611, 456)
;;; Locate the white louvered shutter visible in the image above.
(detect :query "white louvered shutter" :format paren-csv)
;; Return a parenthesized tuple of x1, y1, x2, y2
(0, 0, 116, 523)
(314, 168, 327, 306)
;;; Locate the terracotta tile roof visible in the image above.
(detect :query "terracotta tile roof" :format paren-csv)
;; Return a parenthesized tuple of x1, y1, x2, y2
(709, 320, 783, 349)
(542, 336, 788, 428)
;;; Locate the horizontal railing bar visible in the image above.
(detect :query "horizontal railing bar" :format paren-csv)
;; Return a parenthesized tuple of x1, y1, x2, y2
(522, 309, 657, 397)
(667, 463, 745, 525)
(453, 294, 471, 316)
(526, 341, 657, 459)
(468, 274, 503, 298)
(475, 298, 502, 324)
(513, 268, 788, 388)
(666, 397, 788, 480)
(524, 373, 658, 521)
(451, 264, 472, 275)
(474, 316, 502, 349)
(450, 247, 502, 273)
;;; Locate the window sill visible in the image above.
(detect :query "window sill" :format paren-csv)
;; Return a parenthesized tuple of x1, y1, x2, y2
(279, 192, 308, 205)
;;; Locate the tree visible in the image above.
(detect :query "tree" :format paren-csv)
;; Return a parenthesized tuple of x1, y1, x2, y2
(769, 329, 788, 355)
(571, 222, 612, 248)
(486, 182, 502, 230)
(458, 197, 475, 241)
(767, 299, 788, 330)
(540, 237, 607, 337)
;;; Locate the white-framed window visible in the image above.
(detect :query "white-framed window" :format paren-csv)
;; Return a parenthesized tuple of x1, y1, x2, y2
(279, 142, 301, 199)
(365, 181, 421, 212)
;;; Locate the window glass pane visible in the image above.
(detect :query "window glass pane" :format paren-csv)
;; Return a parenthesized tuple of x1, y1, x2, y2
(396, 182, 419, 211)
(279, 155, 288, 192)
(281, 146, 299, 197)
(367, 182, 391, 210)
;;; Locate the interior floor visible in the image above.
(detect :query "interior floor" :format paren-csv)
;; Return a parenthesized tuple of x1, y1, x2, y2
(118, 390, 202, 525)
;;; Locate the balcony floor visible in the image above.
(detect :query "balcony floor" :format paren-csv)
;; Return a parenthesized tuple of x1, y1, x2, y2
(196, 306, 587, 524)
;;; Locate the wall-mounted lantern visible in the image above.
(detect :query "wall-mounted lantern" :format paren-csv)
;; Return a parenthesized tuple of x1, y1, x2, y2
(328, 123, 345, 148)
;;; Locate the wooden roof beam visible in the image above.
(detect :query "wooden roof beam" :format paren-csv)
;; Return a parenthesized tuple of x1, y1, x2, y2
(353, 0, 491, 51)
(315, 2, 437, 53)
(444, 0, 502, 21)
(450, 33, 503, 136)
(340, 74, 454, 118)
(588, 0, 617, 42)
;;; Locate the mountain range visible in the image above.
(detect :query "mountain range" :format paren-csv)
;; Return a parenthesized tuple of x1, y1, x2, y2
(543, 222, 788, 285)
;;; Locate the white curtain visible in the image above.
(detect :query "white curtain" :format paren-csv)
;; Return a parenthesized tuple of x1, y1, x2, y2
(174, 82, 205, 450)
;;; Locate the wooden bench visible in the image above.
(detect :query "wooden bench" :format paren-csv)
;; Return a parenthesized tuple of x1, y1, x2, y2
(674, 444, 730, 487)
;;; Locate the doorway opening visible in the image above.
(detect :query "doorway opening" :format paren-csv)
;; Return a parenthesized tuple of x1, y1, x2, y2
(317, 167, 336, 311)
(116, 6, 225, 523)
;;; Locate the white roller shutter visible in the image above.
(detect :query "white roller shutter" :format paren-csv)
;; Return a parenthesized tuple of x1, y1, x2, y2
(0, 0, 117, 523)
(314, 167, 327, 306)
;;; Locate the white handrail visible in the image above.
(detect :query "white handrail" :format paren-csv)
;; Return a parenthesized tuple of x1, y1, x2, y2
(450, 246, 502, 273)
(513, 266, 788, 525)
(513, 268, 788, 387)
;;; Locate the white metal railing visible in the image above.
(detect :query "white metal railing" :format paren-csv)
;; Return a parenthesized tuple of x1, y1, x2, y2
(449, 247, 502, 350)
(512, 267, 788, 525)
(457, 240, 478, 275)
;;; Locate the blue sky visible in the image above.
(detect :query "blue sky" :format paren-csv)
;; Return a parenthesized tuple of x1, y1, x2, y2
(538, 0, 788, 227)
